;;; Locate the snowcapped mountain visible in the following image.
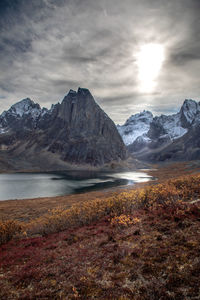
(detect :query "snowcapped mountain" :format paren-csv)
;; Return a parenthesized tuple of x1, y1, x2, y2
(118, 99, 200, 161)
(117, 111, 153, 145)
(147, 112, 188, 143)
(7, 98, 41, 117)
(0, 98, 48, 131)
(1, 98, 47, 118)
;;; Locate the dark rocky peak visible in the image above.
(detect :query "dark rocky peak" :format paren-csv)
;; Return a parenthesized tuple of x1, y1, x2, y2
(45, 88, 127, 165)
(180, 99, 200, 127)
(58, 88, 103, 126)
(48, 103, 60, 113)
(147, 115, 167, 139)
(68, 89, 77, 95)
(62, 88, 95, 105)
(37, 88, 96, 130)
(182, 99, 198, 111)
(78, 87, 91, 95)
(0, 88, 127, 167)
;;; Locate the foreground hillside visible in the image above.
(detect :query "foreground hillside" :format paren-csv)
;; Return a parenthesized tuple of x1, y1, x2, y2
(0, 173, 200, 299)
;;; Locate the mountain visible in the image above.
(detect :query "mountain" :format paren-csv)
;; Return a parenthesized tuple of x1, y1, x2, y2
(117, 99, 200, 162)
(0, 88, 127, 171)
(117, 110, 153, 146)
(0, 98, 47, 132)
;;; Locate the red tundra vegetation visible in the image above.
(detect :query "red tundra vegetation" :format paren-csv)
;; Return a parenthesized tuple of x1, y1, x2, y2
(0, 173, 200, 299)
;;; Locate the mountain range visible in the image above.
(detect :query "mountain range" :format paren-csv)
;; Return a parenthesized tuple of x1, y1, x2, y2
(1, 90, 200, 172)
(0, 88, 126, 171)
(117, 99, 200, 162)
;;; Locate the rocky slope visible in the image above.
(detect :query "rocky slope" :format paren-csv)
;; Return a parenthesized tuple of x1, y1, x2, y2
(0, 88, 127, 171)
(117, 110, 153, 146)
(118, 99, 200, 162)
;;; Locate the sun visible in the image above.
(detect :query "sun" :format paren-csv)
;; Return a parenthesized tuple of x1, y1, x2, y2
(136, 43, 165, 93)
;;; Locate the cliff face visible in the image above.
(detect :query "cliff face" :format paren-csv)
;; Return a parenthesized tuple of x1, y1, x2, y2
(0, 88, 127, 170)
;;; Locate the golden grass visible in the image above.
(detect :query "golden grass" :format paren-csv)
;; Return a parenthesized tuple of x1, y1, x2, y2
(1, 171, 200, 244)
(0, 220, 24, 244)
(0, 189, 114, 222)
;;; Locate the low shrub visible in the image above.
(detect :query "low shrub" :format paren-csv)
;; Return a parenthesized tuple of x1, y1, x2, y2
(0, 220, 24, 245)
(110, 214, 140, 228)
(1, 173, 200, 242)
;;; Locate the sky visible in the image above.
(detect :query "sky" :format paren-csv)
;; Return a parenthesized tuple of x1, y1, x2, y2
(0, 0, 200, 124)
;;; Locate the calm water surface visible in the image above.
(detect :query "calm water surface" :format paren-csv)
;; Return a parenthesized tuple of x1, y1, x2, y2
(0, 170, 153, 200)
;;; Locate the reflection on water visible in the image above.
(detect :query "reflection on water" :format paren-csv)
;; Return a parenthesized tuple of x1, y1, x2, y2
(110, 171, 152, 184)
(0, 170, 154, 200)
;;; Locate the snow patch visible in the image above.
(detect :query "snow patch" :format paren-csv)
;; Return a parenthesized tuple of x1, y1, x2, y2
(1, 98, 48, 120)
(156, 113, 188, 140)
(117, 111, 153, 145)
(0, 128, 8, 134)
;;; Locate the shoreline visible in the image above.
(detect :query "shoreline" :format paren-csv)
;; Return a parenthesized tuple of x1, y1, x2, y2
(1, 161, 200, 222)
(0, 177, 152, 222)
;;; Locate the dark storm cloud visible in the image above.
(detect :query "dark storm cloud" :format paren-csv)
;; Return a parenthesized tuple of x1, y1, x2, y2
(0, 0, 200, 122)
(98, 94, 134, 105)
(50, 79, 80, 88)
(170, 52, 200, 66)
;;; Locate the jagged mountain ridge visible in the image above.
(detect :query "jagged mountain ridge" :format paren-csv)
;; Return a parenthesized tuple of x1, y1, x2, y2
(117, 110, 153, 146)
(0, 98, 48, 133)
(0, 88, 127, 170)
(117, 99, 200, 162)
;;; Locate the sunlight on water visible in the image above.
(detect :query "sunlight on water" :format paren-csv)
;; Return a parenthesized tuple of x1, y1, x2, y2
(109, 171, 152, 184)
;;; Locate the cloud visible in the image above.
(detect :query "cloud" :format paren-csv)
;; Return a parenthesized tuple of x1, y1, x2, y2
(170, 52, 200, 66)
(0, 0, 200, 123)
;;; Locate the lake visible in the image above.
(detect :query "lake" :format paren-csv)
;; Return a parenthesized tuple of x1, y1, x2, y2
(0, 170, 153, 200)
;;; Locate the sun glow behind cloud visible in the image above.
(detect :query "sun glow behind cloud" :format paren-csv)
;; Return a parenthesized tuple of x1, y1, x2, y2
(136, 44, 165, 93)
